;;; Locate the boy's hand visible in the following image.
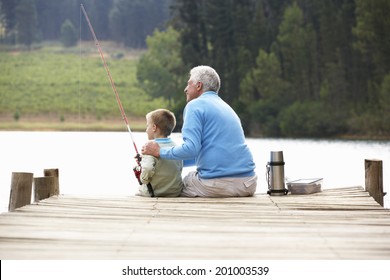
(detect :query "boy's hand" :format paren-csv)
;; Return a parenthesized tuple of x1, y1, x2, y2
(134, 153, 142, 165)
(133, 165, 142, 185)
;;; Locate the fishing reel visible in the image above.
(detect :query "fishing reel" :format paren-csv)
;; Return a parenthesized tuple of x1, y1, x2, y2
(133, 153, 143, 185)
(133, 165, 142, 185)
(132, 153, 155, 197)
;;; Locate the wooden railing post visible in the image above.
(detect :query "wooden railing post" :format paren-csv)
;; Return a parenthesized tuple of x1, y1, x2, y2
(365, 159, 384, 207)
(8, 172, 34, 212)
(34, 168, 60, 202)
(43, 168, 60, 195)
(44, 168, 59, 178)
(34, 177, 58, 202)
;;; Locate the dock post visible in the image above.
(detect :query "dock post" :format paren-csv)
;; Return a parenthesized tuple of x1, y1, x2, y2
(43, 168, 60, 195)
(44, 168, 59, 178)
(8, 172, 34, 212)
(34, 177, 58, 202)
(34, 168, 60, 202)
(365, 159, 384, 207)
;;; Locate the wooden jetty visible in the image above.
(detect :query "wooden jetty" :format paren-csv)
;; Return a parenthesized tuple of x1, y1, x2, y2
(0, 186, 390, 259)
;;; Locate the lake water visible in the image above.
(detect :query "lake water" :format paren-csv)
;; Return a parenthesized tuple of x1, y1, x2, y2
(1, 131, 389, 212)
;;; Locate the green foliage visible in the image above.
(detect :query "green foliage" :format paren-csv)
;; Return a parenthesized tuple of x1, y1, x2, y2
(247, 99, 283, 137)
(0, 2, 5, 40)
(379, 73, 390, 132)
(353, 0, 390, 79)
(137, 27, 187, 108)
(277, 2, 319, 101)
(13, 110, 20, 121)
(320, 51, 349, 107)
(172, 0, 390, 137)
(0, 0, 172, 48)
(1, 0, 389, 137)
(60, 19, 77, 48)
(15, 0, 39, 48)
(380, 74, 390, 110)
(109, 0, 172, 48)
(0, 45, 167, 121)
(174, 0, 267, 103)
(239, 49, 289, 136)
(279, 102, 347, 138)
(174, 0, 208, 67)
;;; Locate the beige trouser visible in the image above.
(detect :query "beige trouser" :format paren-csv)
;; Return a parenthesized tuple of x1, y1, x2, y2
(181, 171, 257, 197)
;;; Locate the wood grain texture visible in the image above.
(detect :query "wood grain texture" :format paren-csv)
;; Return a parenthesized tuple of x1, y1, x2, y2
(0, 186, 389, 259)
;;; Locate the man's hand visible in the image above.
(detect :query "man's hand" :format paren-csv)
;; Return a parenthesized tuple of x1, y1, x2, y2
(141, 141, 161, 158)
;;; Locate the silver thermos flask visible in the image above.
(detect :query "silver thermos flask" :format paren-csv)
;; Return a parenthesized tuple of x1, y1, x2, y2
(266, 151, 288, 195)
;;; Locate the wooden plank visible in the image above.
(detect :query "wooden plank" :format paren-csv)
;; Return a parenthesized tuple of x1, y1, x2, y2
(0, 186, 390, 259)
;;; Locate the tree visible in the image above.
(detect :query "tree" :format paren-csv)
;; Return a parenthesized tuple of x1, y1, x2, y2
(60, 19, 77, 47)
(92, 0, 114, 40)
(208, 0, 265, 103)
(15, 0, 39, 49)
(172, 0, 208, 66)
(315, 0, 360, 108)
(136, 26, 187, 129)
(353, 0, 390, 81)
(379, 73, 390, 133)
(240, 49, 289, 136)
(173, 0, 265, 104)
(276, 2, 318, 101)
(109, 0, 171, 48)
(0, 0, 21, 31)
(0, 1, 6, 41)
(351, 0, 390, 135)
(137, 27, 186, 107)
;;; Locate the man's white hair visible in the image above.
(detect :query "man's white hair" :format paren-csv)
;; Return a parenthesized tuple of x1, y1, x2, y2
(189, 65, 221, 93)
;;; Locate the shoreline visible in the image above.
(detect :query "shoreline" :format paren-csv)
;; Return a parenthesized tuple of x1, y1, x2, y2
(1, 120, 389, 141)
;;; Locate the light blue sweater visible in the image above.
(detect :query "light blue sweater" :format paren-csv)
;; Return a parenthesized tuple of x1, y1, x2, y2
(160, 91, 256, 179)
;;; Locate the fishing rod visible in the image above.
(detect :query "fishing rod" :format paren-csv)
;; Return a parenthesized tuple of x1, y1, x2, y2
(80, 3, 154, 197)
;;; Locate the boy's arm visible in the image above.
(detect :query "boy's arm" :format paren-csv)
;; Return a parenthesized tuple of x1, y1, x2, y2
(140, 155, 156, 184)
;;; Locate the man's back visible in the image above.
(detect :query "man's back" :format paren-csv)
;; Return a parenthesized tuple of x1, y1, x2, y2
(183, 91, 256, 179)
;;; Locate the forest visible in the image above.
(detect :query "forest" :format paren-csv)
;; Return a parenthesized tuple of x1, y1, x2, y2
(0, 0, 389, 138)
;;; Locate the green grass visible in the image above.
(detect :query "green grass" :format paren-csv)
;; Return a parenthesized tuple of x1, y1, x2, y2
(0, 42, 167, 130)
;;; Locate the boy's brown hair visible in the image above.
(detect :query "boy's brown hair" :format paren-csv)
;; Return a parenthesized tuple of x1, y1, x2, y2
(146, 109, 176, 137)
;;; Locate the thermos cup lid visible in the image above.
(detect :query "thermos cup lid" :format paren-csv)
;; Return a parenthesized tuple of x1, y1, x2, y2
(270, 151, 284, 162)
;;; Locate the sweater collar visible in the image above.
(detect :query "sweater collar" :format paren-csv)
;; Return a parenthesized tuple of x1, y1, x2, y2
(155, 138, 172, 143)
(202, 91, 218, 96)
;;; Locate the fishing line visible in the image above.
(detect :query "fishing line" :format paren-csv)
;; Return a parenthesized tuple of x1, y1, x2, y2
(80, 3, 139, 155)
(80, 3, 154, 196)
(78, 4, 82, 131)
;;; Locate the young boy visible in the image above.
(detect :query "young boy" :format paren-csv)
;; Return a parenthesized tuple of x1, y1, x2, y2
(138, 109, 183, 197)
